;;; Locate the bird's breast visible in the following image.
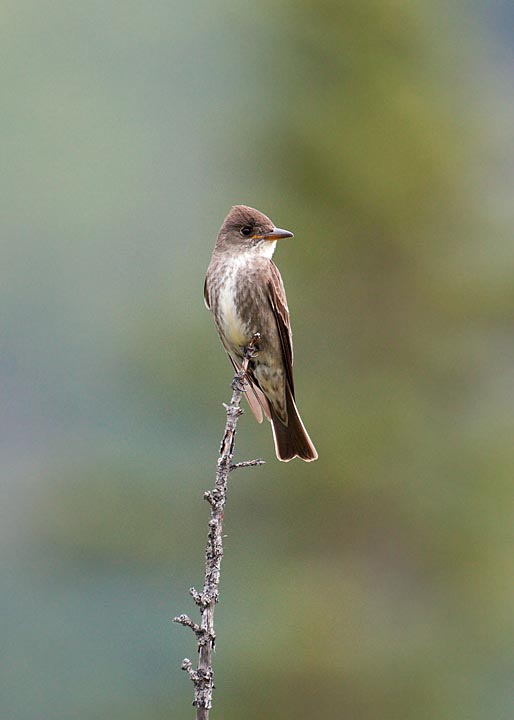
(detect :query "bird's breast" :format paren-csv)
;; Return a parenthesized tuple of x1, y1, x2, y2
(215, 258, 253, 348)
(218, 284, 248, 347)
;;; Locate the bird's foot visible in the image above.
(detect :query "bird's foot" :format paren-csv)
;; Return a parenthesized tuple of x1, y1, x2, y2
(231, 373, 248, 392)
(244, 333, 261, 360)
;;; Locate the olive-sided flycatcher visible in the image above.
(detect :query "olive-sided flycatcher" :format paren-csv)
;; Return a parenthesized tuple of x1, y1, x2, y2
(204, 205, 318, 462)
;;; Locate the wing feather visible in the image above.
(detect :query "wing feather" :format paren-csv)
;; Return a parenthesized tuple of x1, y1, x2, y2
(268, 261, 295, 397)
(203, 276, 211, 309)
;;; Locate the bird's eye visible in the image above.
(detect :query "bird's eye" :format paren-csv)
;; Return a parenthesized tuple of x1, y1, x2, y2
(240, 225, 252, 237)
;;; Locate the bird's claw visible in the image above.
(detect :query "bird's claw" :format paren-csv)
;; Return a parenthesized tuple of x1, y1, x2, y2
(244, 333, 261, 360)
(231, 373, 248, 392)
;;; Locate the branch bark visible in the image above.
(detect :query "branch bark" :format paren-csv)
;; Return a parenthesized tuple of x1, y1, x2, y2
(174, 333, 265, 719)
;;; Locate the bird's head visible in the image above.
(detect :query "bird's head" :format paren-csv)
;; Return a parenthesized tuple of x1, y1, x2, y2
(216, 205, 293, 257)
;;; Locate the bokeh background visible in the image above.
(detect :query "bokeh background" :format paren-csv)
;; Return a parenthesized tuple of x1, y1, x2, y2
(2, 2, 513, 719)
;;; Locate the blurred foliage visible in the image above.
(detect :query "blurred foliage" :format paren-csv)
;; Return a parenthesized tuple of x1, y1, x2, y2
(2, 2, 513, 720)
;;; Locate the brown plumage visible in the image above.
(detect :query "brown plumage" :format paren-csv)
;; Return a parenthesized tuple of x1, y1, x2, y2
(204, 205, 317, 462)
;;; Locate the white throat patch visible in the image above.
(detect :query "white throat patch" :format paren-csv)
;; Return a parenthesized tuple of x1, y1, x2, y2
(259, 240, 277, 259)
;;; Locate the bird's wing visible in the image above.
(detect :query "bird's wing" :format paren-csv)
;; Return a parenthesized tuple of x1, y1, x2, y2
(203, 276, 211, 309)
(268, 260, 295, 397)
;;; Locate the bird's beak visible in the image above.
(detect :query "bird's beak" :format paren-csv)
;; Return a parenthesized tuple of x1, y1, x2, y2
(258, 227, 294, 241)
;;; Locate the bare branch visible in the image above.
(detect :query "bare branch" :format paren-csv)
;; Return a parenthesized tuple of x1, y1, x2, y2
(175, 334, 263, 718)
(230, 458, 266, 471)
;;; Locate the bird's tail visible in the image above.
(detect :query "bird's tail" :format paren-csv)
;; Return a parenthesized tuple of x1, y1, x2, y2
(270, 387, 317, 462)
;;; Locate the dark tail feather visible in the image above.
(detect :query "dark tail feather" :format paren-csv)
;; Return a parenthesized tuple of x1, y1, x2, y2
(270, 388, 318, 462)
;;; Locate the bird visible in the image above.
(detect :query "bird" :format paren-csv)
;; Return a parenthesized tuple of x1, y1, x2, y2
(204, 205, 317, 462)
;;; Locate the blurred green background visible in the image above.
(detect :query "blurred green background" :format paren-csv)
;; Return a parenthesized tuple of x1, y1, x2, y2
(2, 2, 513, 719)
